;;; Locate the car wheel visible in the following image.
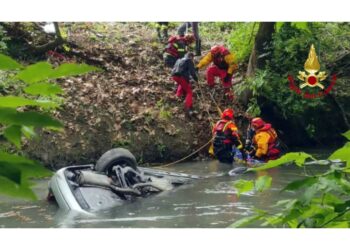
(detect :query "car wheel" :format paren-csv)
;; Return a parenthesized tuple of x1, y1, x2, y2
(95, 148, 138, 175)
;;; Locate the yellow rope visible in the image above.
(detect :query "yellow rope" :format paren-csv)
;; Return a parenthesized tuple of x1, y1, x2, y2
(155, 76, 224, 168)
(196, 81, 217, 123)
(155, 136, 214, 168)
(156, 70, 244, 169)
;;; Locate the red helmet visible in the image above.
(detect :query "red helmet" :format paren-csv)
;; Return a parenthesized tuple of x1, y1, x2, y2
(221, 108, 234, 120)
(184, 34, 195, 44)
(167, 35, 178, 44)
(210, 45, 222, 55)
(251, 117, 265, 129)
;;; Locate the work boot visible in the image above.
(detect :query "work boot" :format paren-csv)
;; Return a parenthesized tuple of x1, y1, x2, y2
(185, 108, 194, 118)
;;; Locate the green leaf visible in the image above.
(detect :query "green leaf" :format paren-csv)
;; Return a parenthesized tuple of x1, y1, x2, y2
(0, 108, 63, 129)
(16, 62, 99, 84)
(338, 178, 350, 192)
(275, 22, 310, 33)
(318, 175, 345, 194)
(233, 179, 254, 197)
(300, 204, 328, 220)
(321, 193, 343, 205)
(4, 125, 22, 148)
(0, 151, 52, 180)
(273, 199, 297, 209)
(229, 214, 264, 228)
(24, 82, 63, 96)
(49, 63, 100, 79)
(0, 161, 51, 181)
(263, 213, 284, 226)
(282, 177, 318, 192)
(0, 164, 21, 184)
(292, 22, 310, 32)
(281, 207, 303, 224)
(329, 142, 350, 167)
(327, 221, 349, 228)
(16, 62, 54, 84)
(0, 176, 36, 200)
(342, 130, 350, 141)
(301, 184, 320, 204)
(275, 22, 283, 32)
(0, 54, 23, 70)
(333, 200, 350, 213)
(255, 175, 272, 192)
(249, 152, 315, 172)
(302, 218, 317, 228)
(0, 96, 58, 108)
(286, 219, 299, 228)
(21, 126, 37, 139)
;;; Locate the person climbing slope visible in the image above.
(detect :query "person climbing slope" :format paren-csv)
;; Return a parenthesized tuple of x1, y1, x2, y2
(171, 52, 198, 116)
(164, 34, 195, 68)
(177, 22, 201, 56)
(196, 45, 238, 100)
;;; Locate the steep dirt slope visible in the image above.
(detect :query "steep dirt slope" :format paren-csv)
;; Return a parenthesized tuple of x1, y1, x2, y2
(24, 23, 246, 169)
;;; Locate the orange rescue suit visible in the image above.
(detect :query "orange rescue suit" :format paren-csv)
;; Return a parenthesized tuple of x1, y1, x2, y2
(253, 123, 279, 159)
(197, 49, 238, 75)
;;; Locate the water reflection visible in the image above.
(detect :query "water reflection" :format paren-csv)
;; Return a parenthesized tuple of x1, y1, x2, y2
(0, 160, 326, 228)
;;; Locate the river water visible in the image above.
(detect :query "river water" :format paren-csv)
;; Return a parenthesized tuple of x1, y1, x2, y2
(0, 159, 327, 228)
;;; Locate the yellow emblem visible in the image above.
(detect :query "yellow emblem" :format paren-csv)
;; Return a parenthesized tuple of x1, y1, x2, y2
(297, 44, 327, 89)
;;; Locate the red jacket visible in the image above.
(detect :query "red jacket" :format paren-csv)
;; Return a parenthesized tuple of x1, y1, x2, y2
(164, 36, 187, 58)
(212, 119, 241, 147)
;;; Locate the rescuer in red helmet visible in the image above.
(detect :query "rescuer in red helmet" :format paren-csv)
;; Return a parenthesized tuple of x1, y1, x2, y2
(212, 108, 243, 164)
(196, 45, 238, 100)
(163, 33, 196, 68)
(177, 22, 201, 56)
(247, 117, 281, 161)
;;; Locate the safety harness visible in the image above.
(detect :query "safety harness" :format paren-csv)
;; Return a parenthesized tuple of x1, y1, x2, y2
(165, 36, 187, 58)
(213, 120, 239, 147)
(212, 47, 230, 70)
(253, 125, 281, 160)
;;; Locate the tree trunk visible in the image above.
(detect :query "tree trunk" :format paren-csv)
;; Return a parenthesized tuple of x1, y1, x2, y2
(1, 22, 65, 55)
(241, 22, 275, 105)
(32, 22, 64, 54)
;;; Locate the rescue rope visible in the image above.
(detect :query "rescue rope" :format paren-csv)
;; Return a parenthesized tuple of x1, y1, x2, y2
(154, 78, 219, 168)
(196, 80, 218, 123)
(208, 90, 223, 115)
(155, 136, 214, 168)
(155, 71, 254, 169)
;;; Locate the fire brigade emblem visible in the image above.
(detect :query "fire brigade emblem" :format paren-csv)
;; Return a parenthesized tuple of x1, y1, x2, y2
(297, 44, 327, 89)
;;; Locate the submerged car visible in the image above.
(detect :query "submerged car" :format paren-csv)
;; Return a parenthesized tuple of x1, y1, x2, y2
(48, 148, 200, 214)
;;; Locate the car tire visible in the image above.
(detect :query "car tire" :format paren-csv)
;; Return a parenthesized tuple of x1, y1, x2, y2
(95, 148, 138, 175)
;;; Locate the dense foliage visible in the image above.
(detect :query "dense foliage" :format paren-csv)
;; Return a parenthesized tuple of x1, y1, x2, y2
(0, 25, 10, 53)
(233, 22, 350, 143)
(230, 130, 350, 228)
(0, 53, 98, 199)
(199, 22, 258, 62)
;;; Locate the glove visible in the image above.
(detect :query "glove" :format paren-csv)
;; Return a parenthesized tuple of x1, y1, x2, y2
(244, 140, 251, 150)
(224, 73, 232, 83)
